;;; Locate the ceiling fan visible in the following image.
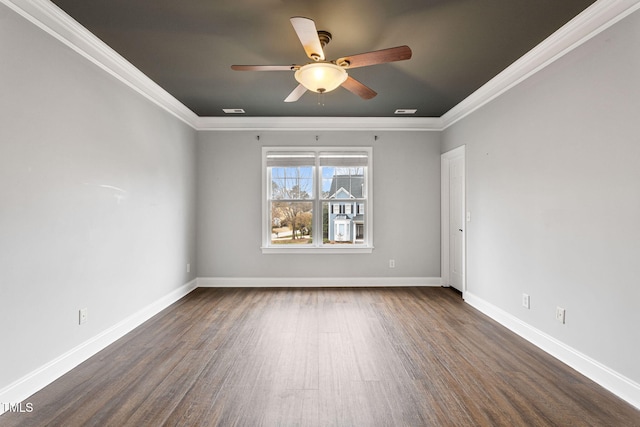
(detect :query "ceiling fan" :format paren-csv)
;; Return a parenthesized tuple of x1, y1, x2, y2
(231, 17, 412, 102)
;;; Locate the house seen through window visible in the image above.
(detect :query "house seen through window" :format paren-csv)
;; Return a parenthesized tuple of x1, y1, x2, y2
(263, 147, 372, 252)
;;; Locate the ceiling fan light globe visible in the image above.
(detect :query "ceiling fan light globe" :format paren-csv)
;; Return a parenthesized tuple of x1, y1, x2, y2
(294, 63, 348, 93)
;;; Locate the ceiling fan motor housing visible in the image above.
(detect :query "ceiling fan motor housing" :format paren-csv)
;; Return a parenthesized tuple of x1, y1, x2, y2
(311, 31, 332, 61)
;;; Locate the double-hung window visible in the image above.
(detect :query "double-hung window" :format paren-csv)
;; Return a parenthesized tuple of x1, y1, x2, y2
(262, 147, 372, 253)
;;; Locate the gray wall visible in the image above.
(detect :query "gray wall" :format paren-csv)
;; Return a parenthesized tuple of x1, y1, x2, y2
(0, 5, 197, 388)
(197, 131, 441, 279)
(442, 10, 640, 384)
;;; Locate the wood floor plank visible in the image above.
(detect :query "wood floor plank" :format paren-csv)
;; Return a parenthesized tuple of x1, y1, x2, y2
(2, 287, 639, 426)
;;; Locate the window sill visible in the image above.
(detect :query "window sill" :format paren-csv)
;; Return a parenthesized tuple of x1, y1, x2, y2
(261, 246, 374, 254)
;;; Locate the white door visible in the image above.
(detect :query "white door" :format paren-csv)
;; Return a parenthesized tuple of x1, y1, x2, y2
(441, 146, 465, 294)
(335, 220, 350, 241)
(449, 155, 465, 291)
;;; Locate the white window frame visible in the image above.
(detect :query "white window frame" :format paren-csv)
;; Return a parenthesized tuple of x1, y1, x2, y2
(262, 146, 373, 254)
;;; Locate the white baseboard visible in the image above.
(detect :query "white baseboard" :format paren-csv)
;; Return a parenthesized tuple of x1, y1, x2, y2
(0, 279, 198, 414)
(197, 276, 442, 288)
(464, 291, 640, 410)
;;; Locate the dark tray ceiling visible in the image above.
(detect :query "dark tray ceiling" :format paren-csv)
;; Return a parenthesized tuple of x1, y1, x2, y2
(51, 0, 596, 117)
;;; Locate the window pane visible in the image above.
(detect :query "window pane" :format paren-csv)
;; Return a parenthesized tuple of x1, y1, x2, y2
(321, 166, 365, 199)
(322, 201, 365, 245)
(271, 201, 313, 245)
(270, 166, 314, 200)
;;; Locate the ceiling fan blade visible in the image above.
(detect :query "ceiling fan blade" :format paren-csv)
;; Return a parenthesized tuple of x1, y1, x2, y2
(341, 76, 377, 100)
(231, 65, 296, 71)
(336, 45, 412, 69)
(284, 84, 307, 103)
(290, 17, 325, 61)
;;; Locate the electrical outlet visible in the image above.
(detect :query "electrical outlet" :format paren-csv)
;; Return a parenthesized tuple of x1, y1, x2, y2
(79, 308, 88, 325)
(389, 259, 395, 268)
(186, 263, 191, 273)
(522, 293, 530, 309)
(555, 307, 566, 324)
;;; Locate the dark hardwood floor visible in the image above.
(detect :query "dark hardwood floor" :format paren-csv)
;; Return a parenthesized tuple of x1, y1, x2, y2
(2, 287, 639, 426)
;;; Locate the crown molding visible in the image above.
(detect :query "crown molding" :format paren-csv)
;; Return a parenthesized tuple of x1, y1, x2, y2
(2, 0, 199, 127)
(441, 0, 640, 129)
(194, 116, 443, 131)
(4, 0, 639, 132)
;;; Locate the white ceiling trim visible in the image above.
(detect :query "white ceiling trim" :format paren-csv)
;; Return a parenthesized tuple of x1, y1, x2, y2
(441, 0, 640, 129)
(194, 116, 443, 131)
(4, 0, 639, 132)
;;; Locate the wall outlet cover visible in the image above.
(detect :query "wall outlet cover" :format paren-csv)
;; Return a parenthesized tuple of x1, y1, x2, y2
(522, 294, 530, 309)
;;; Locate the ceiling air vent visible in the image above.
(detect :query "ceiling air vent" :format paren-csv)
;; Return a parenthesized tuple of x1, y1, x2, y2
(394, 109, 417, 115)
(223, 108, 246, 114)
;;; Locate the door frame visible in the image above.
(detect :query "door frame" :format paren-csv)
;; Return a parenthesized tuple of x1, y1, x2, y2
(441, 145, 466, 296)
